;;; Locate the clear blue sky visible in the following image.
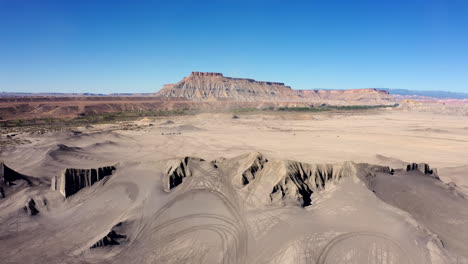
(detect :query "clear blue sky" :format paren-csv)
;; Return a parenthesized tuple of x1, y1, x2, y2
(1, 0, 467, 93)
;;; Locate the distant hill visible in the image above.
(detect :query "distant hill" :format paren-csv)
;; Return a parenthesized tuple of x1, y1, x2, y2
(378, 88, 468, 99)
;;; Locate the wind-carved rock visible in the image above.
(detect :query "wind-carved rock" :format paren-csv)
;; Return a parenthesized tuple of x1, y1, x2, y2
(241, 154, 267, 185)
(91, 222, 127, 249)
(217, 152, 268, 187)
(406, 163, 439, 179)
(163, 157, 204, 191)
(24, 198, 40, 216)
(52, 165, 116, 198)
(1, 161, 32, 187)
(159, 152, 397, 208)
(0, 161, 34, 198)
(215, 153, 374, 207)
(269, 161, 355, 207)
(214, 153, 394, 207)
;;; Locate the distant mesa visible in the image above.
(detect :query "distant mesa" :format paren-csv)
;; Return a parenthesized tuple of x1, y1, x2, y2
(156, 72, 396, 105)
(191, 72, 223, 77)
(0, 72, 399, 120)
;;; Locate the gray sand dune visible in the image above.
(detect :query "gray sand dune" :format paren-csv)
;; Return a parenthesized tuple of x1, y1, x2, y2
(372, 168, 468, 259)
(439, 165, 468, 193)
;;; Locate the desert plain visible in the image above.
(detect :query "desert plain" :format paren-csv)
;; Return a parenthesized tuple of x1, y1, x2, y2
(1, 107, 468, 264)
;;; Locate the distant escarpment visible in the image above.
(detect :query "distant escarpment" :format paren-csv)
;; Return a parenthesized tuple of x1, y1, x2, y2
(0, 73, 395, 120)
(156, 72, 396, 106)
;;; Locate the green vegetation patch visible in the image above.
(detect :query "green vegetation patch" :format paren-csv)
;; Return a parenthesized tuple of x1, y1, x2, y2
(277, 104, 396, 112)
(0, 109, 190, 129)
(277, 107, 330, 112)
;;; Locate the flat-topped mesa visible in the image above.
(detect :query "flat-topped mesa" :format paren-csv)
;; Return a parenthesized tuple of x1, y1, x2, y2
(190, 72, 223, 77)
(157, 72, 297, 101)
(189, 72, 286, 86)
(156, 72, 396, 105)
(261, 81, 286, 86)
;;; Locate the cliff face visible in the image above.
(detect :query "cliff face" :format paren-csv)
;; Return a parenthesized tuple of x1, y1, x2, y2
(0, 161, 33, 198)
(52, 166, 116, 198)
(156, 72, 396, 105)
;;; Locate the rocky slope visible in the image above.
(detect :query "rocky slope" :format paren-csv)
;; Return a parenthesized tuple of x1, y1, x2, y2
(156, 72, 396, 105)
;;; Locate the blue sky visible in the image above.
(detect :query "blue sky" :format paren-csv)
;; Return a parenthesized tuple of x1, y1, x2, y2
(1, 0, 467, 93)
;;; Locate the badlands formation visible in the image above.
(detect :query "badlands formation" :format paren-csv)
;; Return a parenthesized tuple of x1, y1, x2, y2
(1, 108, 468, 264)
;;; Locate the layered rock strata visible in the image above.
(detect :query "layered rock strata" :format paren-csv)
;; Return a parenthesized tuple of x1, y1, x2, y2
(156, 72, 396, 105)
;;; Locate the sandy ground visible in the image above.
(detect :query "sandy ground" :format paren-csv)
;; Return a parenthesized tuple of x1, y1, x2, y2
(0, 109, 467, 263)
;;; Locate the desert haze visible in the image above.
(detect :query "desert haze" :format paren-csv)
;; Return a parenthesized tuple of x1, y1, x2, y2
(1, 72, 468, 264)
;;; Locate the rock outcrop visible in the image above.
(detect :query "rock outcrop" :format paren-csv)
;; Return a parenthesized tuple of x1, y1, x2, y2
(91, 222, 127, 249)
(1, 161, 32, 187)
(217, 152, 268, 186)
(52, 165, 116, 198)
(1, 161, 33, 198)
(24, 198, 40, 216)
(216, 153, 392, 207)
(163, 157, 204, 191)
(406, 163, 439, 178)
(160, 152, 394, 207)
(268, 162, 354, 206)
(156, 72, 396, 105)
(91, 230, 126, 248)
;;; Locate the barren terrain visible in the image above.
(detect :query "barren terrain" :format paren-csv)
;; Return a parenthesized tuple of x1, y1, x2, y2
(1, 108, 467, 264)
